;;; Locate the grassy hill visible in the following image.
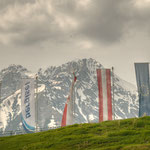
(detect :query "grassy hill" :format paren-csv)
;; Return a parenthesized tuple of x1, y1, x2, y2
(1, 117, 150, 150)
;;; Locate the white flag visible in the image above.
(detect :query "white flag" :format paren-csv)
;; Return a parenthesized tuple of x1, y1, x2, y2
(61, 74, 77, 127)
(21, 78, 35, 132)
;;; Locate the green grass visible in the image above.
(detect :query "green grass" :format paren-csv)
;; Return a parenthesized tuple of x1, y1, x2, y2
(1, 117, 150, 150)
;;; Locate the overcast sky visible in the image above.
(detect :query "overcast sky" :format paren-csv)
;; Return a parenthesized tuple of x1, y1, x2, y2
(0, 0, 150, 85)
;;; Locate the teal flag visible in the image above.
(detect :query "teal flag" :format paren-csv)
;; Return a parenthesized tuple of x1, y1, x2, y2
(135, 63, 150, 117)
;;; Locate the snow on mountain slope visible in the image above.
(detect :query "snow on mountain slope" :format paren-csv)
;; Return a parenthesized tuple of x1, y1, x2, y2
(0, 84, 45, 131)
(0, 89, 21, 130)
(0, 58, 138, 133)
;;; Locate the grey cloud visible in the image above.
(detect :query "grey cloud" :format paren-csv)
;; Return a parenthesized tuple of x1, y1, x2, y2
(1, 0, 150, 46)
(0, 0, 69, 45)
(77, 0, 133, 43)
(0, 0, 35, 10)
(53, 0, 150, 43)
(13, 21, 64, 46)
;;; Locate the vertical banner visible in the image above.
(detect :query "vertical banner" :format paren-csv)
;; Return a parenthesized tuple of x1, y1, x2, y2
(21, 78, 35, 133)
(135, 63, 150, 117)
(97, 69, 112, 122)
(61, 95, 73, 127)
(61, 74, 77, 127)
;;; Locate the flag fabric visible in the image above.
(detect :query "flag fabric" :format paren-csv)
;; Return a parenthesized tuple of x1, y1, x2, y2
(97, 69, 112, 122)
(21, 78, 35, 133)
(61, 74, 77, 127)
(61, 96, 72, 127)
(135, 63, 150, 117)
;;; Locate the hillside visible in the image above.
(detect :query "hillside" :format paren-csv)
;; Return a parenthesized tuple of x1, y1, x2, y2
(1, 117, 150, 150)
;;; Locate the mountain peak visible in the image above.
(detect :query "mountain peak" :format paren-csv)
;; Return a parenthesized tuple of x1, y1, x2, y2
(0, 58, 138, 133)
(0, 64, 28, 77)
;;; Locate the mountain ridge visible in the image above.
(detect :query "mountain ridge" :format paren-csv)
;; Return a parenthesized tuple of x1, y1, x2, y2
(0, 58, 138, 134)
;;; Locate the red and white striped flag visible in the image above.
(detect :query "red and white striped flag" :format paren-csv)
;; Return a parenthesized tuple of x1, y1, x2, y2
(61, 73, 77, 127)
(97, 69, 112, 122)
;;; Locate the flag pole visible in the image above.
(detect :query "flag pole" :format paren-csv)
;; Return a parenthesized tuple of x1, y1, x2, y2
(0, 81, 1, 102)
(70, 72, 75, 125)
(112, 67, 115, 120)
(73, 73, 75, 124)
(0, 81, 1, 125)
(35, 74, 38, 132)
(73, 72, 76, 124)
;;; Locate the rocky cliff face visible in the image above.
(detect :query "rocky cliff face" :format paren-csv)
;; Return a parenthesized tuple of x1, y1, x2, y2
(0, 58, 138, 133)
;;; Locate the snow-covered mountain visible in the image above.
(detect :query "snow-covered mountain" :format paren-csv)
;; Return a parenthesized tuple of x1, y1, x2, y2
(0, 58, 138, 133)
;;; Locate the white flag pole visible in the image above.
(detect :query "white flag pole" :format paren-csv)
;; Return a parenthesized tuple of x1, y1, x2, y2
(112, 67, 115, 120)
(68, 65, 77, 125)
(35, 74, 38, 132)
(0, 81, 1, 102)
(0, 81, 1, 125)
(72, 72, 76, 124)
(69, 72, 76, 125)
